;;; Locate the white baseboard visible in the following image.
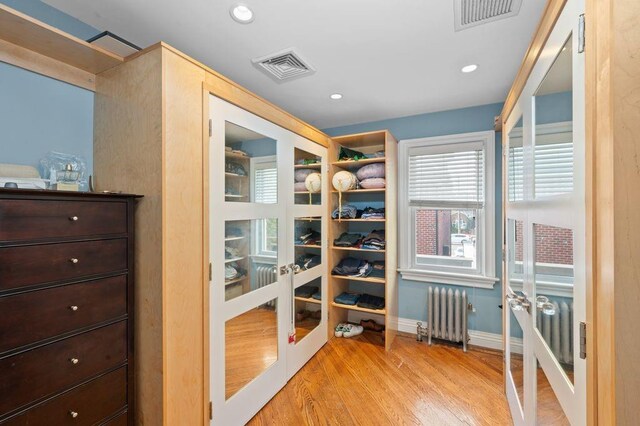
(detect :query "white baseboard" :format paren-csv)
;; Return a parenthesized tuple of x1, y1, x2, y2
(397, 317, 507, 351)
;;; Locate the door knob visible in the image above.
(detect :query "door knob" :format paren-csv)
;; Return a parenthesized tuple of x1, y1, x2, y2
(536, 296, 557, 315)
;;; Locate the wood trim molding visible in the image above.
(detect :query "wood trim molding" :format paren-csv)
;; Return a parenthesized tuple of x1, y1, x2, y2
(0, 38, 96, 91)
(500, 0, 567, 122)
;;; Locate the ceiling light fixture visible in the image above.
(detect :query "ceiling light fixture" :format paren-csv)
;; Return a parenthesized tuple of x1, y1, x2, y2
(230, 4, 254, 24)
(330, 93, 343, 100)
(461, 64, 478, 73)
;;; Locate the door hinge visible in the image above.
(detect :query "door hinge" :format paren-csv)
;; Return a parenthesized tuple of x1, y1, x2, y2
(209, 262, 212, 281)
(208, 119, 212, 137)
(209, 401, 213, 420)
(578, 14, 585, 53)
(579, 321, 587, 359)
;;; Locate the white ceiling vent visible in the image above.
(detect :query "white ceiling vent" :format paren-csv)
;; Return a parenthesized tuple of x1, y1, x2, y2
(252, 48, 315, 82)
(454, 0, 523, 31)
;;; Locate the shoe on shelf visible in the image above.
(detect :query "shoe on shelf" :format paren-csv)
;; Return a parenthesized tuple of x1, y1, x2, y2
(360, 319, 384, 332)
(311, 310, 321, 320)
(342, 324, 364, 338)
(334, 323, 348, 337)
(296, 310, 309, 322)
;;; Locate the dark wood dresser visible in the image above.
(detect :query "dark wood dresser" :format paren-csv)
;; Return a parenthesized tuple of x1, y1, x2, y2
(0, 189, 140, 425)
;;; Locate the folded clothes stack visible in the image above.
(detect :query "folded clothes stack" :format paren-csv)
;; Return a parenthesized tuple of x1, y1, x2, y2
(332, 257, 373, 278)
(225, 262, 246, 282)
(360, 207, 385, 219)
(333, 292, 385, 310)
(225, 161, 247, 176)
(356, 163, 386, 189)
(295, 254, 321, 272)
(296, 157, 320, 166)
(361, 229, 386, 250)
(334, 292, 360, 305)
(331, 204, 358, 219)
(333, 232, 363, 247)
(225, 246, 241, 259)
(295, 286, 319, 299)
(368, 261, 386, 279)
(295, 228, 321, 245)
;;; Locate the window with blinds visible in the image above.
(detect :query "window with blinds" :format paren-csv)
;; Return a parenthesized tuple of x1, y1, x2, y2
(408, 143, 484, 209)
(254, 167, 277, 204)
(534, 141, 573, 197)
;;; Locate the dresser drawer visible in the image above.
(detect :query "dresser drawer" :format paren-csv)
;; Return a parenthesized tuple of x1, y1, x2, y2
(0, 239, 127, 292)
(1, 368, 127, 426)
(0, 276, 127, 353)
(0, 322, 127, 415)
(0, 200, 127, 242)
(103, 411, 128, 426)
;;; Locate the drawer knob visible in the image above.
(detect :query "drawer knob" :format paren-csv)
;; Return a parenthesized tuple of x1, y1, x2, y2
(69, 258, 79, 264)
(70, 357, 79, 365)
(69, 305, 79, 311)
(69, 216, 79, 221)
(69, 411, 79, 418)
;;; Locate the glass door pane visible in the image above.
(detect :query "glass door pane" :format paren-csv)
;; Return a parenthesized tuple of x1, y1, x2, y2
(536, 358, 570, 425)
(293, 277, 322, 343)
(294, 148, 322, 205)
(508, 116, 524, 202)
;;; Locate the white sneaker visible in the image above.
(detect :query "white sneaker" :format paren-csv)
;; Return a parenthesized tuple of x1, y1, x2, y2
(342, 324, 364, 338)
(334, 323, 347, 337)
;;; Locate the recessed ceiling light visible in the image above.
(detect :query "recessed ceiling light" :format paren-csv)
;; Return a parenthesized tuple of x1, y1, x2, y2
(330, 93, 343, 100)
(461, 64, 478, 73)
(230, 4, 254, 24)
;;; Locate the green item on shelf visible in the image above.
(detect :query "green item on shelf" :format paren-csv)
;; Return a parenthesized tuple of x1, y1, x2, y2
(338, 146, 366, 161)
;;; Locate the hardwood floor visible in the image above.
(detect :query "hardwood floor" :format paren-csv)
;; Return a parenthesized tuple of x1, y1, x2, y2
(249, 332, 513, 425)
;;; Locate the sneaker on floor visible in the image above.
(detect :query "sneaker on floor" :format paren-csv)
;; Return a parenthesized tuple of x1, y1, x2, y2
(342, 324, 364, 338)
(334, 323, 347, 337)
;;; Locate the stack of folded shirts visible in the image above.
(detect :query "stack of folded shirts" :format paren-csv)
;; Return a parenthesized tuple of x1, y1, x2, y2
(295, 286, 319, 298)
(357, 294, 385, 310)
(369, 261, 385, 279)
(295, 254, 321, 271)
(225, 262, 246, 282)
(359, 207, 385, 219)
(332, 257, 373, 278)
(225, 161, 247, 176)
(334, 292, 360, 306)
(356, 163, 386, 189)
(361, 230, 386, 250)
(296, 228, 321, 245)
(332, 204, 358, 219)
(333, 232, 363, 247)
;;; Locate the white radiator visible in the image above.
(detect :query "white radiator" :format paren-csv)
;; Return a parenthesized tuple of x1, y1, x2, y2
(255, 264, 277, 308)
(537, 300, 573, 365)
(417, 286, 470, 352)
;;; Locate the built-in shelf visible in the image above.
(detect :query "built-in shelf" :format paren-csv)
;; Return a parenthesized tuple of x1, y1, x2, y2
(225, 236, 245, 242)
(295, 191, 321, 194)
(331, 188, 385, 194)
(297, 217, 322, 221)
(295, 244, 322, 249)
(331, 157, 386, 168)
(295, 296, 321, 305)
(331, 275, 386, 284)
(225, 194, 248, 198)
(332, 246, 385, 253)
(225, 172, 248, 178)
(331, 302, 386, 316)
(225, 276, 248, 286)
(294, 163, 321, 169)
(225, 151, 250, 160)
(225, 256, 247, 264)
(332, 218, 386, 222)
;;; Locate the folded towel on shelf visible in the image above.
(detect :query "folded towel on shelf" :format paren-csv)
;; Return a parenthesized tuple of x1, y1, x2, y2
(295, 286, 319, 299)
(334, 292, 361, 305)
(357, 294, 385, 310)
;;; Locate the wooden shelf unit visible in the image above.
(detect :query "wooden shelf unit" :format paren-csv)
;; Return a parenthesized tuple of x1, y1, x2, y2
(327, 130, 398, 351)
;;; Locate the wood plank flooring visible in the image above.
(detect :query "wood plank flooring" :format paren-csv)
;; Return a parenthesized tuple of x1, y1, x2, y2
(249, 332, 513, 425)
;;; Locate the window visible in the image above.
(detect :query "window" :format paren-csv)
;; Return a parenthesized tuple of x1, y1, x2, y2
(399, 131, 497, 288)
(251, 156, 278, 258)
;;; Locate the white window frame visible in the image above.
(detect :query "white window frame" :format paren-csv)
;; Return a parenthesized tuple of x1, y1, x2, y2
(398, 131, 498, 288)
(250, 155, 278, 262)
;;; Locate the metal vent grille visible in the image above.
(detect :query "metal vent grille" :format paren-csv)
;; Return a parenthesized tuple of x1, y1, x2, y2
(454, 0, 523, 31)
(252, 48, 315, 82)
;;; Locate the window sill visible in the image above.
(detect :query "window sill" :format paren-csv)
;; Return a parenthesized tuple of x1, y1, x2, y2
(250, 254, 277, 265)
(398, 269, 499, 289)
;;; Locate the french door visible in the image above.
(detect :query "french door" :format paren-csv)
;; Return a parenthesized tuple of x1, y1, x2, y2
(208, 96, 327, 425)
(504, 0, 586, 424)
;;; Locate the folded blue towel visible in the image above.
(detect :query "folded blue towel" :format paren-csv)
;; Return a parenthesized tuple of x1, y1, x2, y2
(334, 292, 361, 305)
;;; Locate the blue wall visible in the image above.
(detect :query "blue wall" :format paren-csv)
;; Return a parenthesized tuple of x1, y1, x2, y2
(324, 103, 505, 335)
(0, 0, 98, 176)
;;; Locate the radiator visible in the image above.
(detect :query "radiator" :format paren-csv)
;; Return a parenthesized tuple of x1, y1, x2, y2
(537, 300, 573, 365)
(417, 286, 469, 352)
(255, 264, 277, 308)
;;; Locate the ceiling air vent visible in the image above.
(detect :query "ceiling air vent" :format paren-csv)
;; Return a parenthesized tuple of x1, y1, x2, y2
(454, 0, 523, 31)
(252, 48, 315, 82)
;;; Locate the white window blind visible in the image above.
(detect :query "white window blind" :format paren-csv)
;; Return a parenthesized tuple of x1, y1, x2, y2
(509, 146, 524, 201)
(535, 142, 573, 197)
(408, 145, 484, 209)
(254, 167, 277, 204)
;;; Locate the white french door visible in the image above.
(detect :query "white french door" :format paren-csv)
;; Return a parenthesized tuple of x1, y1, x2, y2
(504, 0, 586, 424)
(209, 96, 327, 425)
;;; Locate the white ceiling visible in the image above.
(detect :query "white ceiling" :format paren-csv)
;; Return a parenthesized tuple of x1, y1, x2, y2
(45, 0, 546, 129)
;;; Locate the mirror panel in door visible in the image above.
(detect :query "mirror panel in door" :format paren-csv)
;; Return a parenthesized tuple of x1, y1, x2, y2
(533, 223, 574, 383)
(294, 277, 322, 344)
(294, 148, 322, 205)
(294, 217, 322, 274)
(508, 116, 524, 202)
(509, 308, 525, 411)
(536, 358, 570, 425)
(225, 219, 278, 301)
(225, 121, 278, 204)
(225, 299, 278, 400)
(507, 219, 524, 293)
(533, 36, 574, 199)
